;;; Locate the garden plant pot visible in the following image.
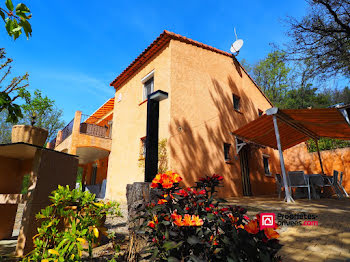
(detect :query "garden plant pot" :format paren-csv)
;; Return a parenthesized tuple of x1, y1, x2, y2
(11, 125, 48, 147)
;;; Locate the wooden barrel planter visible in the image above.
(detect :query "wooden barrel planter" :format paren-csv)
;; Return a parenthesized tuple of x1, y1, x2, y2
(11, 125, 48, 147)
(126, 182, 159, 260)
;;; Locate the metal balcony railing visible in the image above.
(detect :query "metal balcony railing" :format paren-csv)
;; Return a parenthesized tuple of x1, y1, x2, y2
(80, 123, 108, 138)
(60, 118, 74, 144)
(55, 113, 112, 147)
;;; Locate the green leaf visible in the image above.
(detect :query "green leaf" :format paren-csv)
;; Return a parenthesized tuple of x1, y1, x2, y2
(19, 19, 32, 38)
(5, 0, 14, 11)
(187, 236, 200, 245)
(5, 18, 13, 35)
(0, 9, 5, 21)
(16, 3, 30, 13)
(162, 241, 178, 251)
(168, 257, 180, 262)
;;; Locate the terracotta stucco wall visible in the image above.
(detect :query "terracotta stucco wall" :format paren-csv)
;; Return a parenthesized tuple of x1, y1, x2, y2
(168, 40, 279, 197)
(82, 156, 109, 185)
(106, 43, 171, 201)
(284, 143, 350, 191)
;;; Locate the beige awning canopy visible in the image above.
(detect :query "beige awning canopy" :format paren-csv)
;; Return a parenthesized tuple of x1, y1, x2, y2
(231, 106, 350, 203)
(232, 107, 350, 151)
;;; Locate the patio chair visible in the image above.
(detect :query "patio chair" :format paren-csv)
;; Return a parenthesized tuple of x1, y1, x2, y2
(288, 171, 311, 200)
(324, 170, 344, 198)
(275, 174, 285, 199)
(339, 172, 349, 198)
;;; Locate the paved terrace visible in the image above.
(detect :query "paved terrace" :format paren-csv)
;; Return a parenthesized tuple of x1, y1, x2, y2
(226, 196, 350, 262)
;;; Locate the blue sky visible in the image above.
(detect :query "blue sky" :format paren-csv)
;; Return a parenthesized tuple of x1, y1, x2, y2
(1, 0, 309, 123)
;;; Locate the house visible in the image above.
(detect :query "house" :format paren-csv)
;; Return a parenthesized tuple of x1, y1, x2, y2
(104, 31, 281, 201)
(47, 98, 114, 196)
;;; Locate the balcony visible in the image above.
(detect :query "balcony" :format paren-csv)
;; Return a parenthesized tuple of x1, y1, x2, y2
(49, 111, 112, 160)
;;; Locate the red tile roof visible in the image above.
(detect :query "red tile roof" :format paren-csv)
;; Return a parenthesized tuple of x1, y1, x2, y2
(110, 30, 272, 106)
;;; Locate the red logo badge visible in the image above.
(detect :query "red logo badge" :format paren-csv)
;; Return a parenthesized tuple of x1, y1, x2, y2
(260, 213, 275, 229)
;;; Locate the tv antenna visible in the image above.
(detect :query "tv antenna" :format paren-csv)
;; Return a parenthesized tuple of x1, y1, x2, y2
(230, 28, 244, 56)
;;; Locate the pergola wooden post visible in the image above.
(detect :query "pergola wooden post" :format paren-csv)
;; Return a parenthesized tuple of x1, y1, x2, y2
(314, 139, 325, 175)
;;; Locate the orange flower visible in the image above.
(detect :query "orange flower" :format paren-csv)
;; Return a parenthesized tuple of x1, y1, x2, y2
(183, 214, 192, 226)
(244, 220, 259, 234)
(148, 215, 158, 228)
(264, 228, 279, 239)
(169, 172, 182, 183)
(173, 214, 183, 226)
(191, 215, 204, 226)
(151, 171, 183, 189)
(158, 199, 167, 205)
(228, 214, 238, 223)
(148, 221, 155, 228)
(151, 182, 158, 188)
(210, 235, 219, 245)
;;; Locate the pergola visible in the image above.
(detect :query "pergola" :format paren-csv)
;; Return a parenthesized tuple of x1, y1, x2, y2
(231, 106, 350, 202)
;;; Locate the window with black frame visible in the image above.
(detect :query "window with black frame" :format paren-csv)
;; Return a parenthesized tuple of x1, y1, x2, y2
(224, 143, 231, 161)
(232, 94, 240, 111)
(143, 77, 154, 100)
(263, 155, 270, 175)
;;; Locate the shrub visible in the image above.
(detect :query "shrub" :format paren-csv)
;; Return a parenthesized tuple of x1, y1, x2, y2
(138, 172, 282, 262)
(22, 185, 122, 261)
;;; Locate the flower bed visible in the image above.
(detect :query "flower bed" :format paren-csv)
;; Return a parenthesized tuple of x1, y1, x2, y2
(138, 172, 282, 261)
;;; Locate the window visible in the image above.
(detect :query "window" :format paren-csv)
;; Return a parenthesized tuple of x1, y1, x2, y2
(232, 94, 240, 111)
(224, 143, 231, 161)
(258, 109, 263, 116)
(263, 155, 270, 175)
(143, 77, 154, 100)
(142, 71, 154, 100)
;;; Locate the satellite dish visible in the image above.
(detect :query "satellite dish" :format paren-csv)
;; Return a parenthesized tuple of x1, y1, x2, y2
(230, 28, 244, 55)
(230, 39, 244, 54)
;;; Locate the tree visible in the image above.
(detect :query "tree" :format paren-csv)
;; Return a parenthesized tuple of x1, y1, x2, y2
(285, 0, 350, 78)
(282, 84, 331, 109)
(322, 86, 350, 105)
(0, 90, 65, 144)
(0, 48, 29, 123)
(20, 90, 65, 141)
(0, 110, 12, 143)
(0, 0, 32, 40)
(248, 50, 291, 106)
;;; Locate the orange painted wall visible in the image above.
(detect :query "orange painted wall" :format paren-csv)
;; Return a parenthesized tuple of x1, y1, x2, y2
(168, 40, 279, 198)
(106, 43, 171, 200)
(284, 143, 350, 192)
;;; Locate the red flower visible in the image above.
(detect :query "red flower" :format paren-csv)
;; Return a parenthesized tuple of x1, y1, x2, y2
(178, 189, 189, 197)
(185, 207, 190, 211)
(212, 174, 224, 181)
(205, 207, 211, 212)
(220, 207, 229, 212)
(198, 189, 206, 195)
